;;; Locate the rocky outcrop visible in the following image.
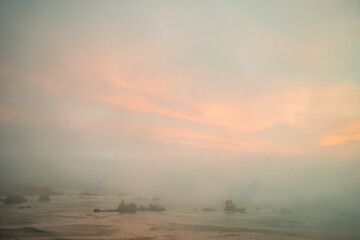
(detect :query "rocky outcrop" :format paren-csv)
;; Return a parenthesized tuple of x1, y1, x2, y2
(4, 194, 27, 205)
(92, 201, 138, 213)
(94, 201, 165, 213)
(224, 200, 246, 213)
(117, 200, 137, 213)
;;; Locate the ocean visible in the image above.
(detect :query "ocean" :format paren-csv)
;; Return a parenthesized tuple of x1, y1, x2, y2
(0, 195, 359, 240)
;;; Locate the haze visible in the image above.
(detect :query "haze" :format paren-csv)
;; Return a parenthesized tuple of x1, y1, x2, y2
(0, 0, 359, 221)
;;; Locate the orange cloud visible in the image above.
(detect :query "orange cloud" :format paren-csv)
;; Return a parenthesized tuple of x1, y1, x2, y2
(322, 122, 360, 146)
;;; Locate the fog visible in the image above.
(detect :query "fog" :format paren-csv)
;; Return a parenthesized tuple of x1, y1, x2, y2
(0, 1, 360, 238)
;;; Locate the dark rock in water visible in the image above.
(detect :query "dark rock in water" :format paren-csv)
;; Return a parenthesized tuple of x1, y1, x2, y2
(202, 207, 217, 212)
(93, 208, 115, 213)
(38, 194, 51, 202)
(94, 200, 164, 214)
(279, 207, 293, 214)
(19, 206, 31, 209)
(117, 200, 137, 213)
(137, 204, 165, 212)
(224, 200, 246, 213)
(128, 203, 166, 212)
(4, 194, 27, 205)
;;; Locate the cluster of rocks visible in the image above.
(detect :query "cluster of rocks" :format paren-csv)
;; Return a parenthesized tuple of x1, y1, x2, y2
(19, 206, 31, 209)
(2, 192, 52, 205)
(117, 201, 137, 213)
(3, 194, 28, 205)
(138, 204, 165, 212)
(224, 200, 246, 213)
(94, 200, 165, 213)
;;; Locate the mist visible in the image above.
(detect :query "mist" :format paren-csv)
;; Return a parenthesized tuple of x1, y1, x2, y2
(0, 0, 359, 239)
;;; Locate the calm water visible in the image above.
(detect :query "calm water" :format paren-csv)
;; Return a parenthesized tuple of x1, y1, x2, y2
(0, 195, 359, 240)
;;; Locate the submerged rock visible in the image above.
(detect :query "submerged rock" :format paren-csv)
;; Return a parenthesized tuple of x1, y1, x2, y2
(202, 207, 217, 212)
(38, 194, 51, 202)
(4, 194, 27, 205)
(224, 200, 246, 213)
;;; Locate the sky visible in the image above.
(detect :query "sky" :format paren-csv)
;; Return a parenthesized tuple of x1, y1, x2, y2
(0, 0, 359, 210)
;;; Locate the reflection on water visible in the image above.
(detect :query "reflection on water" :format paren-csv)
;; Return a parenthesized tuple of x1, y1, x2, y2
(0, 195, 359, 240)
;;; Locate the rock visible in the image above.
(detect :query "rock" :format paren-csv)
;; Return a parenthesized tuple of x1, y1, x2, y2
(202, 207, 217, 212)
(117, 200, 137, 213)
(224, 200, 246, 213)
(93, 201, 164, 214)
(38, 194, 51, 202)
(137, 204, 166, 212)
(152, 197, 160, 201)
(4, 194, 27, 205)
